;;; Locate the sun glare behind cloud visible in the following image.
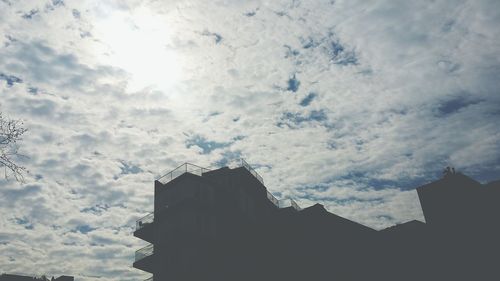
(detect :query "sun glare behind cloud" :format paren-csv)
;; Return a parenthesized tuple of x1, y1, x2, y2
(94, 8, 182, 92)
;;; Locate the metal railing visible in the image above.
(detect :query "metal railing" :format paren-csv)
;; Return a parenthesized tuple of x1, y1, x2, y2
(279, 198, 302, 211)
(290, 199, 301, 211)
(267, 190, 279, 207)
(135, 244, 154, 262)
(240, 159, 264, 184)
(136, 212, 154, 230)
(157, 163, 211, 185)
(154, 160, 301, 211)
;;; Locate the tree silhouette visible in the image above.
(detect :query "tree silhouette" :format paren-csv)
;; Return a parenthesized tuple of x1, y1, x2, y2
(0, 111, 28, 181)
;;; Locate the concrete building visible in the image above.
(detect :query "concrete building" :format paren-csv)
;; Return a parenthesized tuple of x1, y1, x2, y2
(133, 161, 499, 281)
(414, 172, 500, 281)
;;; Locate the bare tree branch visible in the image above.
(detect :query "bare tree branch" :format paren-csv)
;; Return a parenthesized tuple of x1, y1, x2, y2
(0, 111, 28, 182)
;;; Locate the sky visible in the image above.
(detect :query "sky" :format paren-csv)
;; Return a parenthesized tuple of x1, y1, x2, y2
(1, 0, 500, 280)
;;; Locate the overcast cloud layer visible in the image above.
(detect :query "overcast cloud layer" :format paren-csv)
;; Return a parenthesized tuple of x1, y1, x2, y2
(1, 0, 500, 280)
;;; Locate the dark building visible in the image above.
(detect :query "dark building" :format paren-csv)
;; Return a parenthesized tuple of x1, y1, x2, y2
(133, 161, 500, 281)
(413, 172, 500, 281)
(0, 274, 73, 281)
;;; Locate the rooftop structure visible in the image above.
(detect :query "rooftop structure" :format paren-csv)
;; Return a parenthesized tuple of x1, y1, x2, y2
(133, 162, 500, 281)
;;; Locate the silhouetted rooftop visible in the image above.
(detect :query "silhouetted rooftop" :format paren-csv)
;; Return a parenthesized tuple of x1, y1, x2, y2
(417, 172, 481, 191)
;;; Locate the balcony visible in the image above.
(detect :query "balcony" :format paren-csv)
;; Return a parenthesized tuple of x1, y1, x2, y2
(266, 194, 302, 211)
(136, 212, 154, 230)
(134, 244, 154, 273)
(135, 212, 155, 242)
(136, 244, 154, 262)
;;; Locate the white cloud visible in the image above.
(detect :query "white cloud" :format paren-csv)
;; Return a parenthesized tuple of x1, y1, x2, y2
(1, 0, 499, 279)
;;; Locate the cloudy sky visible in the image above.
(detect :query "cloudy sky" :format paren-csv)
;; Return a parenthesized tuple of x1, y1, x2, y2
(1, 0, 499, 280)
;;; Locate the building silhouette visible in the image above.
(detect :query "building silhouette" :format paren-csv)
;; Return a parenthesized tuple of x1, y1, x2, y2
(133, 160, 499, 281)
(0, 274, 73, 281)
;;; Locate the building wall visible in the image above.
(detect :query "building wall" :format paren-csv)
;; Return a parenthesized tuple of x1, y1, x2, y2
(135, 168, 500, 281)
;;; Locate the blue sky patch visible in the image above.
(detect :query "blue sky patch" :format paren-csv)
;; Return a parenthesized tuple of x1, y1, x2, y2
(336, 171, 437, 191)
(274, 11, 287, 17)
(298, 33, 358, 66)
(330, 40, 344, 57)
(2, 185, 42, 206)
(27, 87, 38, 94)
(437, 96, 480, 116)
(202, 30, 223, 44)
(284, 45, 300, 58)
(215, 150, 242, 167)
(329, 40, 358, 65)
(318, 32, 359, 66)
(4, 35, 16, 47)
(286, 74, 300, 92)
(52, 0, 64, 7)
(0, 73, 23, 87)
(186, 135, 231, 154)
(441, 20, 455, 32)
(377, 214, 394, 221)
(203, 111, 222, 122)
(72, 9, 81, 19)
(301, 36, 320, 49)
(299, 192, 385, 205)
(81, 204, 110, 215)
(14, 218, 34, 230)
(45, 0, 65, 11)
(300, 92, 316, 106)
(118, 161, 142, 176)
(244, 9, 257, 17)
(74, 224, 96, 234)
(22, 9, 39, 19)
(309, 110, 327, 121)
(278, 110, 328, 128)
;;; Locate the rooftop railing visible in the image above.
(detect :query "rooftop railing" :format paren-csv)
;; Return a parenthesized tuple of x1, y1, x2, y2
(157, 163, 211, 185)
(154, 159, 301, 211)
(279, 198, 302, 211)
(291, 199, 301, 211)
(240, 159, 264, 185)
(267, 190, 279, 207)
(136, 212, 154, 231)
(135, 244, 154, 262)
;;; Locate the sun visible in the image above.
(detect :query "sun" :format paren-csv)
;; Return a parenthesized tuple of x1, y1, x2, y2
(94, 8, 182, 92)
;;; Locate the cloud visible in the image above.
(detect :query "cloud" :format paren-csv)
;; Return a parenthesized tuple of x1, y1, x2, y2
(1, 0, 500, 279)
(1, 40, 125, 93)
(0, 184, 42, 208)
